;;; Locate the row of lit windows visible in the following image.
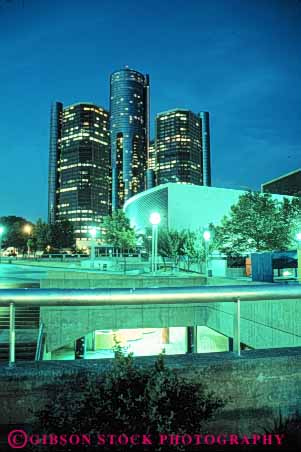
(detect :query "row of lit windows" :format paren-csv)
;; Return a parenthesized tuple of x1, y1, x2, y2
(59, 163, 98, 171)
(83, 107, 108, 115)
(59, 187, 77, 192)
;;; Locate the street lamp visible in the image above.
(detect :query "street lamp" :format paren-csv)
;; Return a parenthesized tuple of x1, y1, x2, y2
(23, 224, 32, 257)
(296, 232, 301, 282)
(89, 227, 97, 268)
(203, 229, 211, 277)
(0, 226, 4, 262)
(149, 212, 161, 274)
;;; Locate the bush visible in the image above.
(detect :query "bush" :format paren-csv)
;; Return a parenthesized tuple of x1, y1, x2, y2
(31, 348, 225, 451)
(263, 410, 301, 449)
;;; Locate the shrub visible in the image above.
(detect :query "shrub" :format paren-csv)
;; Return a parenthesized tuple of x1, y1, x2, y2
(32, 348, 225, 451)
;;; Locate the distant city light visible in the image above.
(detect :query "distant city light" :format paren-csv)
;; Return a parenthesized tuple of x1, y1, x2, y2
(149, 212, 161, 225)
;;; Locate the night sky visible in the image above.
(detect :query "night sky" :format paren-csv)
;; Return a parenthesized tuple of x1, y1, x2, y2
(0, 0, 301, 221)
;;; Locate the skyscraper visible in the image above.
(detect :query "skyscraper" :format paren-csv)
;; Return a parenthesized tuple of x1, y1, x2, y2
(48, 101, 63, 224)
(48, 102, 111, 244)
(200, 111, 211, 186)
(155, 109, 211, 187)
(110, 67, 149, 210)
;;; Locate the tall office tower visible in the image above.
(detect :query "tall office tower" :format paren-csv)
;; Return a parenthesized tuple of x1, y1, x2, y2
(155, 109, 211, 186)
(200, 111, 211, 186)
(148, 139, 156, 171)
(48, 101, 63, 224)
(146, 139, 156, 189)
(48, 102, 110, 243)
(110, 67, 149, 210)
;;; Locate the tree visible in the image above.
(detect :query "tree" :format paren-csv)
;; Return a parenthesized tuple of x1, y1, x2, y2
(213, 192, 294, 255)
(32, 350, 225, 452)
(102, 210, 136, 255)
(157, 229, 185, 268)
(279, 197, 301, 248)
(49, 219, 75, 249)
(33, 219, 50, 251)
(0, 216, 33, 251)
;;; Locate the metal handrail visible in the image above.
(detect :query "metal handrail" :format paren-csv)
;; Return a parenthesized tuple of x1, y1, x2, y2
(35, 322, 45, 361)
(1, 284, 300, 367)
(0, 284, 300, 306)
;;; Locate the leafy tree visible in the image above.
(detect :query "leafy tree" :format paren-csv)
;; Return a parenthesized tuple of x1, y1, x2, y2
(184, 228, 216, 272)
(0, 216, 33, 251)
(32, 219, 50, 251)
(213, 192, 293, 255)
(157, 229, 185, 268)
(279, 197, 301, 248)
(156, 229, 215, 271)
(49, 219, 75, 249)
(102, 210, 136, 255)
(32, 350, 225, 451)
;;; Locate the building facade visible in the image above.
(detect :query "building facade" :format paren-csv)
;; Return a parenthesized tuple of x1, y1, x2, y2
(124, 183, 292, 235)
(48, 102, 111, 243)
(155, 109, 211, 187)
(110, 67, 149, 210)
(262, 169, 301, 197)
(48, 101, 63, 224)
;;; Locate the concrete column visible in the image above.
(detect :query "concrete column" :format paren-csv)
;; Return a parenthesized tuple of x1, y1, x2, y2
(85, 332, 95, 351)
(186, 326, 197, 353)
(161, 328, 170, 344)
(75, 337, 86, 359)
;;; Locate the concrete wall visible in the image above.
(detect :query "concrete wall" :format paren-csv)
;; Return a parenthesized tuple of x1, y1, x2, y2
(41, 273, 207, 352)
(206, 298, 301, 349)
(40, 274, 301, 352)
(0, 348, 300, 436)
(41, 272, 206, 289)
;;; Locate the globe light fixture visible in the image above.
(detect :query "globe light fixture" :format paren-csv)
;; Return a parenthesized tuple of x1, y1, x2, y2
(24, 224, 32, 235)
(149, 212, 161, 274)
(203, 230, 211, 241)
(90, 227, 97, 238)
(24, 224, 32, 256)
(149, 212, 161, 225)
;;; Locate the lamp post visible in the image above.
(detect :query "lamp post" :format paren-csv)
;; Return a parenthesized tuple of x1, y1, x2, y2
(296, 232, 301, 282)
(149, 212, 161, 274)
(203, 229, 211, 277)
(24, 224, 32, 257)
(89, 227, 97, 268)
(0, 226, 4, 262)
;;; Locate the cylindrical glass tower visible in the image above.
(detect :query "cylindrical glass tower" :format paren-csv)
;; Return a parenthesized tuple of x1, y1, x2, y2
(110, 68, 149, 210)
(200, 111, 211, 187)
(48, 101, 63, 224)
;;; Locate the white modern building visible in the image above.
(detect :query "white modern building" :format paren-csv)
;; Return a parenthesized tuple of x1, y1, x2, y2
(124, 183, 291, 234)
(124, 183, 246, 233)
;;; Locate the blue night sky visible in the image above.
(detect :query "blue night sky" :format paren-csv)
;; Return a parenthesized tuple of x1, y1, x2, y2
(0, 0, 301, 221)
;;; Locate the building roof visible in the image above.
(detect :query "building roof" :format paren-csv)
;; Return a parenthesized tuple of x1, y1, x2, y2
(261, 168, 301, 188)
